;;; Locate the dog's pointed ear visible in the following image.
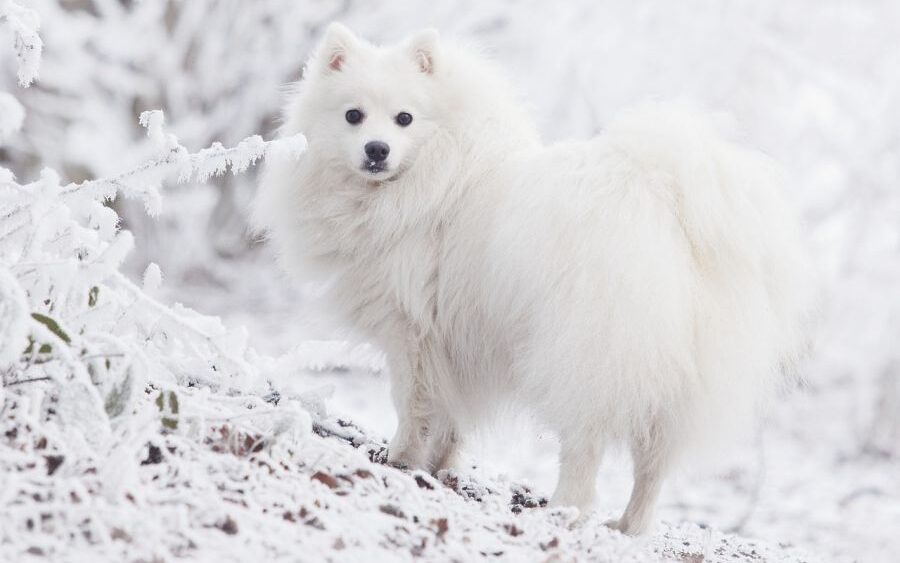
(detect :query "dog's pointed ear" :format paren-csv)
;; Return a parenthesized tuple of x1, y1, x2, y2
(405, 29, 439, 75)
(319, 22, 358, 73)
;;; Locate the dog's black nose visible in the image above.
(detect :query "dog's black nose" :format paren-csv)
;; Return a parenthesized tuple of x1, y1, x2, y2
(364, 141, 390, 162)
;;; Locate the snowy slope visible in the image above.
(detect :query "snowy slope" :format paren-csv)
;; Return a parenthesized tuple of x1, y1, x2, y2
(0, 367, 818, 563)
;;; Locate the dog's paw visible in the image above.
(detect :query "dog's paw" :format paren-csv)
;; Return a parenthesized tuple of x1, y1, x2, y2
(603, 518, 623, 532)
(603, 517, 646, 536)
(387, 458, 410, 470)
(386, 448, 424, 472)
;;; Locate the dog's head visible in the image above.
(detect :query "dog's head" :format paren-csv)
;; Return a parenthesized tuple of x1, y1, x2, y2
(300, 24, 441, 183)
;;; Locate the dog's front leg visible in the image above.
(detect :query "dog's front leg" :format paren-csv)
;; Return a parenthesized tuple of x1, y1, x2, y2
(385, 338, 431, 470)
(425, 415, 460, 472)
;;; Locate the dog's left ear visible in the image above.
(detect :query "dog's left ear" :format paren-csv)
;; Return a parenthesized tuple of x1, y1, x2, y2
(404, 29, 439, 74)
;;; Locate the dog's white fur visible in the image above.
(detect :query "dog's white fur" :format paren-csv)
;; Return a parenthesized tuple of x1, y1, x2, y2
(254, 24, 812, 535)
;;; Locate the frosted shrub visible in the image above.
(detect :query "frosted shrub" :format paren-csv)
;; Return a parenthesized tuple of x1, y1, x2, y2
(1, 104, 307, 420)
(1, 25, 312, 547)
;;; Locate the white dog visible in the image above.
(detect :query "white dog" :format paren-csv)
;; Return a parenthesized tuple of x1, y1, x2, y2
(254, 23, 811, 535)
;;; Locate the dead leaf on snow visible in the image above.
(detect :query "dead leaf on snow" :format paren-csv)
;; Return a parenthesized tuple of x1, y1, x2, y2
(45, 455, 64, 476)
(215, 516, 238, 535)
(540, 537, 559, 550)
(379, 504, 406, 519)
(431, 518, 449, 541)
(311, 471, 339, 489)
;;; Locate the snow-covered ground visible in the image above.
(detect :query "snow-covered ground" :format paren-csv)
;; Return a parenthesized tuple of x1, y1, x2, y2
(0, 348, 819, 562)
(2, 1, 899, 561)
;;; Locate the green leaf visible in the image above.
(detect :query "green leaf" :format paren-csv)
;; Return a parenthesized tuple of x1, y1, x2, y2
(23, 336, 52, 356)
(31, 313, 70, 344)
(88, 286, 99, 307)
(168, 391, 179, 415)
(155, 390, 179, 431)
(104, 368, 133, 418)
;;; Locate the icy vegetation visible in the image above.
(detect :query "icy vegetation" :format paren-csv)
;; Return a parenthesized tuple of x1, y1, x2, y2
(1, 1, 899, 561)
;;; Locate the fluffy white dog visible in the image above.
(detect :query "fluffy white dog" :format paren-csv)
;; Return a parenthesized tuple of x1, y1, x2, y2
(254, 23, 811, 535)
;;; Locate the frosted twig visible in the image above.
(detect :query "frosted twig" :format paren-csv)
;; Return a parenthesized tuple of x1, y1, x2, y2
(3, 376, 50, 387)
(0, 0, 42, 86)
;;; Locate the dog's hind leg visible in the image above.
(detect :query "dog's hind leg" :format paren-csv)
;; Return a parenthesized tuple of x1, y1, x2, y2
(549, 432, 604, 516)
(607, 427, 673, 535)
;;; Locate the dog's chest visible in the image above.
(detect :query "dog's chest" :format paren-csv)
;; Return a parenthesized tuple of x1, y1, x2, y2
(337, 225, 441, 334)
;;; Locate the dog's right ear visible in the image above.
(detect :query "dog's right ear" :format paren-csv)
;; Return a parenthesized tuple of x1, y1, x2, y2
(319, 23, 358, 73)
(404, 29, 439, 74)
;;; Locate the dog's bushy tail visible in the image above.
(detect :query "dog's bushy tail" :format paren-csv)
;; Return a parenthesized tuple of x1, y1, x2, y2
(607, 103, 815, 446)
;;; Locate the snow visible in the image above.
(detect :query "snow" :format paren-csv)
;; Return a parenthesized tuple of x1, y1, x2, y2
(141, 262, 162, 294)
(2, 2, 899, 562)
(0, 91, 23, 143)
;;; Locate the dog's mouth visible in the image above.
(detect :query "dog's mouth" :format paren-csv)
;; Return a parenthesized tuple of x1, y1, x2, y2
(359, 160, 401, 184)
(363, 159, 387, 174)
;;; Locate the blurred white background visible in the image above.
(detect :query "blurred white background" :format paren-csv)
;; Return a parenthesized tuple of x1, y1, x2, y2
(2, 1, 899, 561)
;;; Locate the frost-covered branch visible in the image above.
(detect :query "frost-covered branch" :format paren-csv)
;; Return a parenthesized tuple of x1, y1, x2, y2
(0, 0, 42, 86)
(59, 110, 306, 216)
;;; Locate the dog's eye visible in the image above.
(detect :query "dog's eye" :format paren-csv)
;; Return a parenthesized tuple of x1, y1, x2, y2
(395, 112, 413, 127)
(345, 109, 364, 125)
